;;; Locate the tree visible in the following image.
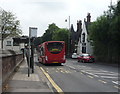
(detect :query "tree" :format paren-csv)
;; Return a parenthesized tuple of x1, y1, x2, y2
(42, 23, 59, 42)
(34, 37, 42, 47)
(53, 28, 69, 41)
(52, 28, 70, 54)
(89, 1, 120, 63)
(35, 23, 70, 54)
(0, 9, 22, 48)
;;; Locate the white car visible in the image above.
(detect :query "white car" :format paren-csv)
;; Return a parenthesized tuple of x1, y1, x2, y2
(72, 53, 78, 59)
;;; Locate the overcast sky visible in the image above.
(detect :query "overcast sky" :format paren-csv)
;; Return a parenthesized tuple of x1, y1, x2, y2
(0, 0, 117, 37)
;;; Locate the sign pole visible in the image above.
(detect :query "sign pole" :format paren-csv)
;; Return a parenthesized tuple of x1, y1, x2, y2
(28, 27, 31, 77)
(28, 27, 37, 77)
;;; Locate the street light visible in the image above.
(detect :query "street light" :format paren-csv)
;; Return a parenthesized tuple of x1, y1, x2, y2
(65, 16, 71, 57)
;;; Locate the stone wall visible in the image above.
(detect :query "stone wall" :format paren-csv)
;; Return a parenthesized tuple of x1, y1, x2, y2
(0, 49, 24, 90)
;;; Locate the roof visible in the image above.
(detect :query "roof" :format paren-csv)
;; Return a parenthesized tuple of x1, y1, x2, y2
(84, 20, 92, 34)
(70, 24, 82, 42)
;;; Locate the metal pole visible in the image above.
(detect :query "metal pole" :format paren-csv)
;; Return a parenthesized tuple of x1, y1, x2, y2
(31, 38, 34, 73)
(69, 16, 70, 29)
(68, 16, 70, 57)
(28, 27, 31, 77)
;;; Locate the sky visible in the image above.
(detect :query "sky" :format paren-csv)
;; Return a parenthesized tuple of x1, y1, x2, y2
(0, 0, 117, 37)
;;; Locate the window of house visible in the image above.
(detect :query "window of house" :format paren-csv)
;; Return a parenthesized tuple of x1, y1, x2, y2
(82, 33, 85, 42)
(6, 41, 12, 46)
(13, 42, 19, 46)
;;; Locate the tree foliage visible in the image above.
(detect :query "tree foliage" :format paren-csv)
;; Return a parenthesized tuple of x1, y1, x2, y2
(35, 23, 70, 54)
(0, 9, 22, 48)
(89, 1, 120, 63)
(52, 28, 69, 42)
(0, 9, 22, 38)
(42, 23, 59, 42)
(40, 23, 69, 44)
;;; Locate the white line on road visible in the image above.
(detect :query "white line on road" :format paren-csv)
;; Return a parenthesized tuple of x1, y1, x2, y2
(84, 70, 109, 72)
(92, 73, 118, 75)
(60, 70, 65, 73)
(84, 72, 99, 77)
(114, 86, 120, 89)
(100, 76, 118, 79)
(100, 70, 116, 74)
(78, 66, 92, 69)
(66, 65, 76, 70)
(112, 81, 120, 85)
(87, 75, 94, 78)
(98, 80, 107, 84)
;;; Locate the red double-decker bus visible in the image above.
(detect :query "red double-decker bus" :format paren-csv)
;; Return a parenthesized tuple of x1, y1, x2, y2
(37, 41, 66, 65)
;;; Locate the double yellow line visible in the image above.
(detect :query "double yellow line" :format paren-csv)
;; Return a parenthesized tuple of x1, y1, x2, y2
(40, 67, 64, 94)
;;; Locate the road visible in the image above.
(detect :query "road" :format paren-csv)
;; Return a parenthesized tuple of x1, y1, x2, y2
(36, 58, 119, 93)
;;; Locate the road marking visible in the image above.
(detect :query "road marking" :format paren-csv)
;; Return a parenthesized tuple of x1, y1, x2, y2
(78, 67, 92, 69)
(80, 72, 83, 74)
(112, 81, 120, 85)
(65, 71, 71, 73)
(114, 86, 120, 89)
(60, 70, 65, 73)
(65, 65, 76, 70)
(98, 80, 107, 84)
(100, 76, 118, 79)
(93, 73, 118, 75)
(99, 70, 109, 72)
(87, 75, 94, 78)
(84, 70, 108, 72)
(85, 72, 99, 77)
(69, 66, 76, 69)
(57, 68, 60, 70)
(40, 67, 64, 94)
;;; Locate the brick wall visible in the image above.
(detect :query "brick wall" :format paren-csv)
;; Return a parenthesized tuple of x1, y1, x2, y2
(0, 50, 24, 86)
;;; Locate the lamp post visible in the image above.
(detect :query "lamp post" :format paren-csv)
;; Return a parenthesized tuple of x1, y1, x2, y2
(65, 16, 71, 57)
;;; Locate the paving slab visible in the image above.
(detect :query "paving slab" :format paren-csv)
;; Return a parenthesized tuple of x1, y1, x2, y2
(4, 58, 53, 93)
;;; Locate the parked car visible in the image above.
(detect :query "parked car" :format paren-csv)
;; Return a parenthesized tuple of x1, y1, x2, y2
(78, 54, 95, 63)
(72, 53, 78, 59)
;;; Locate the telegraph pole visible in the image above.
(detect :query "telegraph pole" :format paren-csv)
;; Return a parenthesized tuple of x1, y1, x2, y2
(28, 27, 31, 77)
(68, 16, 70, 57)
(65, 16, 71, 57)
(69, 16, 70, 29)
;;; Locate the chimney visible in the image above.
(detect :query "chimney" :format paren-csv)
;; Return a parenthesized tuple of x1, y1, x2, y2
(77, 20, 79, 30)
(77, 20, 82, 31)
(87, 13, 91, 23)
(70, 24, 74, 32)
(79, 20, 82, 29)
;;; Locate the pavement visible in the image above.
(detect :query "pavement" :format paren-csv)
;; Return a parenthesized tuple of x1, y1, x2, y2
(3, 57, 54, 93)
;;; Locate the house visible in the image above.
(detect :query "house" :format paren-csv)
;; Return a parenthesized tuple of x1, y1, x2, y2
(77, 13, 93, 55)
(0, 36, 26, 51)
(70, 20, 82, 55)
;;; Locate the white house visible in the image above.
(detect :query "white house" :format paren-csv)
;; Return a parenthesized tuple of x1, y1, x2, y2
(0, 36, 24, 51)
(77, 13, 93, 55)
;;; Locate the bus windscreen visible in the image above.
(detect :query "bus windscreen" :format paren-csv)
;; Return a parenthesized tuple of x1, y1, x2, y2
(47, 42, 63, 54)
